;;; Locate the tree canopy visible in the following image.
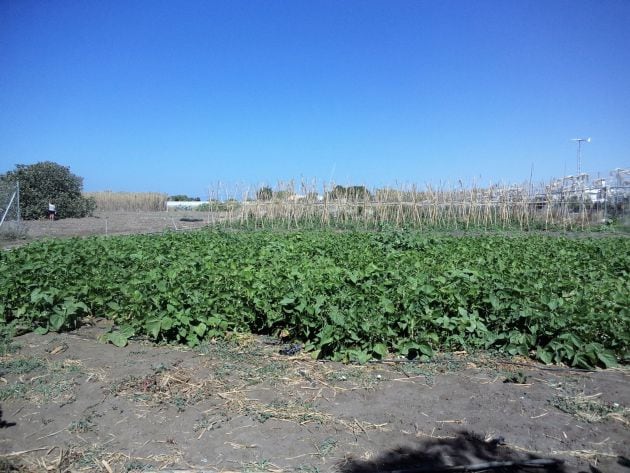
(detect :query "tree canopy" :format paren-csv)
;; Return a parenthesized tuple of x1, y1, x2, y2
(168, 195, 201, 201)
(256, 186, 273, 201)
(326, 185, 372, 201)
(1, 161, 95, 220)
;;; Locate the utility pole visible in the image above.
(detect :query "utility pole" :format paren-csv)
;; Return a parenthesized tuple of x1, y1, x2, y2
(16, 180, 20, 226)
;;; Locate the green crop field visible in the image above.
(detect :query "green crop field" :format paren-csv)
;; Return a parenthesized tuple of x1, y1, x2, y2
(1, 229, 628, 368)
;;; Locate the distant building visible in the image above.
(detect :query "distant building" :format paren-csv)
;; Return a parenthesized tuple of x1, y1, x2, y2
(166, 201, 208, 210)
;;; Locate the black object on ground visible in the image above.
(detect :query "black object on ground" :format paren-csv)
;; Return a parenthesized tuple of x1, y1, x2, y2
(279, 344, 302, 356)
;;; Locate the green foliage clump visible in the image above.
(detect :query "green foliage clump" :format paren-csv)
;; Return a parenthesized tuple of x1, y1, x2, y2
(326, 185, 371, 201)
(256, 186, 273, 201)
(1, 161, 95, 220)
(1, 230, 628, 368)
(198, 199, 240, 212)
(168, 195, 200, 201)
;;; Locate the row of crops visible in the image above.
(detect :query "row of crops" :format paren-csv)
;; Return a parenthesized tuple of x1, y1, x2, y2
(1, 229, 628, 368)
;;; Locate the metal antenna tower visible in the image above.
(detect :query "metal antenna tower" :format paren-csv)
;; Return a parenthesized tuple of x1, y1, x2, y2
(571, 137, 591, 175)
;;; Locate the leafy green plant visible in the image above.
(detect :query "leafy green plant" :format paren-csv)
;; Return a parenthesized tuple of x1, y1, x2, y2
(1, 230, 628, 368)
(503, 371, 528, 384)
(0, 382, 27, 401)
(68, 415, 95, 433)
(0, 357, 44, 375)
(0, 323, 20, 356)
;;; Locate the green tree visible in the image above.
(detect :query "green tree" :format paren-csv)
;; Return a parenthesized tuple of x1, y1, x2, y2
(326, 185, 347, 200)
(1, 161, 96, 220)
(273, 190, 294, 201)
(346, 185, 371, 201)
(326, 185, 371, 201)
(256, 186, 273, 201)
(168, 195, 200, 201)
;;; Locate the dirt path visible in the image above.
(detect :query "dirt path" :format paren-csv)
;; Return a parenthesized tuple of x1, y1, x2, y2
(1, 321, 628, 472)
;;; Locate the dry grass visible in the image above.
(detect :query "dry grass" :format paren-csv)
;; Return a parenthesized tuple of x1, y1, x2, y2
(109, 366, 222, 411)
(551, 392, 630, 425)
(0, 445, 182, 472)
(85, 191, 168, 211)
(107, 336, 392, 436)
(0, 356, 82, 406)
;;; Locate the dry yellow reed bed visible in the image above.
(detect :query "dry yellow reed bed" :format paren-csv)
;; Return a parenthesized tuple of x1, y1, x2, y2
(84, 192, 168, 212)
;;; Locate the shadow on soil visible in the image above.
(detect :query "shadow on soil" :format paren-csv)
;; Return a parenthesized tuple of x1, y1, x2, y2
(0, 406, 16, 428)
(337, 431, 567, 473)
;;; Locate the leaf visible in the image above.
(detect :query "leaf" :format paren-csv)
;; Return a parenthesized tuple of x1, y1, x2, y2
(49, 313, 66, 332)
(186, 332, 199, 347)
(349, 349, 371, 364)
(160, 316, 174, 331)
(317, 325, 335, 346)
(145, 316, 162, 339)
(596, 351, 618, 369)
(536, 348, 552, 364)
(118, 325, 135, 338)
(106, 301, 121, 311)
(329, 308, 345, 326)
(194, 322, 207, 337)
(372, 343, 388, 359)
(418, 343, 433, 357)
(107, 331, 129, 347)
(34, 326, 49, 335)
(30, 288, 42, 303)
(381, 298, 395, 314)
(573, 353, 593, 369)
(488, 293, 501, 309)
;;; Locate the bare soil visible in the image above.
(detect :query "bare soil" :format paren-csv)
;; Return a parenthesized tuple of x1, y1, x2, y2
(1, 323, 629, 473)
(1, 213, 629, 472)
(2, 211, 210, 248)
(2, 211, 626, 249)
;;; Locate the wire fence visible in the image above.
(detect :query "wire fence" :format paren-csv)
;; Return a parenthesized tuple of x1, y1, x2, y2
(0, 180, 26, 239)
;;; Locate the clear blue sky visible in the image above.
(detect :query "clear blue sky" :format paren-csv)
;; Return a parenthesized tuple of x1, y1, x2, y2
(1, 0, 629, 197)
